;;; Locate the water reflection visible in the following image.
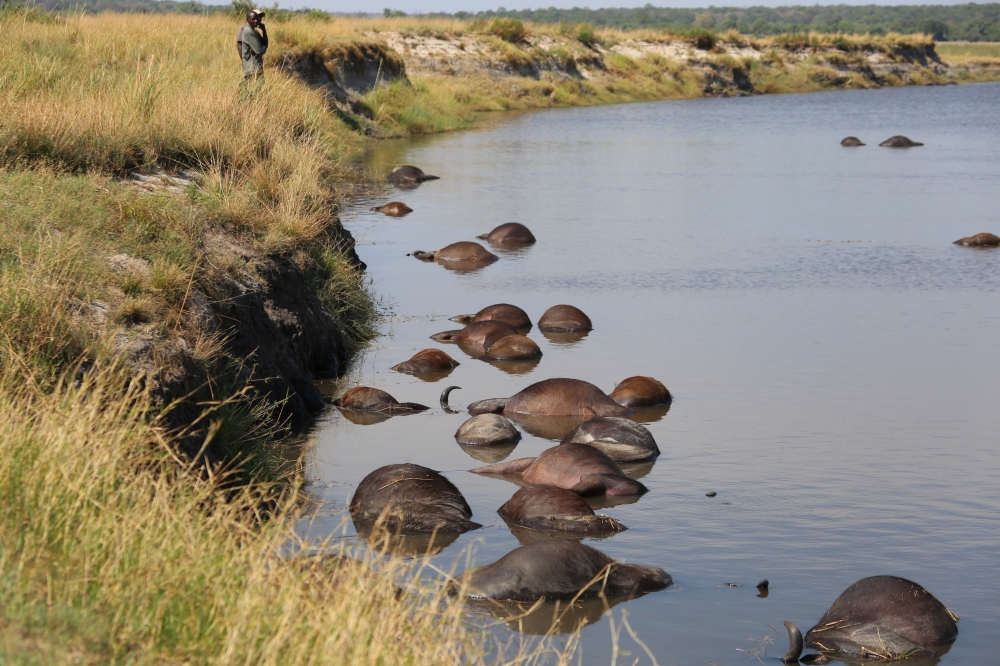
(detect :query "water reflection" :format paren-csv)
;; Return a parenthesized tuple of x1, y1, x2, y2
(583, 493, 642, 510)
(400, 368, 457, 383)
(617, 461, 656, 480)
(353, 521, 462, 557)
(539, 330, 590, 346)
(466, 592, 649, 635)
(436, 259, 496, 273)
(628, 403, 672, 424)
(491, 245, 535, 257)
(314, 379, 339, 399)
(335, 408, 392, 426)
(458, 441, 520, 464)
(480, 357, 541, 376)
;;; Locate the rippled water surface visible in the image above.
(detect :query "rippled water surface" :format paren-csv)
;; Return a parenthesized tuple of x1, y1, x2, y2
(301, 83, 1000, 664)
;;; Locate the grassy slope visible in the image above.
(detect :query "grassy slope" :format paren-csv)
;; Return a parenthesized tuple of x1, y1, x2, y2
(936, 40, 1000, 65)
(0, 9, 997, 664)
(0, 11, 480, 665)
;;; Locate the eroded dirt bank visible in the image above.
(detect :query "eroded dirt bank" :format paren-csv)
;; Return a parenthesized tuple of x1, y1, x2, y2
(275, 29, 1000, 134)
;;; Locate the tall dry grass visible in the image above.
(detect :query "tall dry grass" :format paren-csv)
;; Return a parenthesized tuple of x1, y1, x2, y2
(0, 12, 367, 253)
(0, 357, 584, 664)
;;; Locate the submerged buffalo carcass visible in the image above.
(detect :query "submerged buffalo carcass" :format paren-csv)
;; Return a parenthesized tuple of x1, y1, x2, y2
(452, 540, 670, 601)
(468, 378, 633, 419)
(471, 442, 647, 497)
(953, 232, 999, 247)
(350, 464, 481, 534)
(780, 576, 959, 663)
(498, 485, 626, 536)
(448, 303, 532, 330)
(879, 135, 923, 148)
(561, 417, 660, 463)
(387, 165, 439, 186)
(333, 387, 429, 415)
(431, 320, 541, 361)
(370, 201, 413, 216)
(609, 376, 672, 409)
(537, 305, 593, 332)
(477, 222, 536, 246)
(412, 241, 499, 270)
(390, 349, 460, 375)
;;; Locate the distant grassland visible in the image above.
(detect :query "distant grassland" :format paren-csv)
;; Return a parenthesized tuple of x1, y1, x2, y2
(936, 40, 1000, 62)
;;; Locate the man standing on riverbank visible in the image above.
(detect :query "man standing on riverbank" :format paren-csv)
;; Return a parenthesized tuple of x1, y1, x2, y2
(236, 9, 268, 84)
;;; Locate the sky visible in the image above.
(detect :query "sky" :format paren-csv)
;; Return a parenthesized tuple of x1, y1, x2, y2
(272, 0, 975, 15)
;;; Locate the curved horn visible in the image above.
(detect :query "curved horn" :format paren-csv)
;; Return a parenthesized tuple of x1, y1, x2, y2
(440, 386, 462, 412)
(781, 620, 803, 663)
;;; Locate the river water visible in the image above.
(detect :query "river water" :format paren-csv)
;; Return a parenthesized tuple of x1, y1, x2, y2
(301, 82, 1000, 665)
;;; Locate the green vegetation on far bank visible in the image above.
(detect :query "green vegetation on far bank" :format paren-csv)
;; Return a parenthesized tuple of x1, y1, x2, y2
(16, 0, 1000, 43)
(433, 4, 1000, 42)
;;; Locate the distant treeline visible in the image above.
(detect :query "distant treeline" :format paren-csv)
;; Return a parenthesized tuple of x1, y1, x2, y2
(431, 4, 1000, 41)
(14, 0, 1000, 42)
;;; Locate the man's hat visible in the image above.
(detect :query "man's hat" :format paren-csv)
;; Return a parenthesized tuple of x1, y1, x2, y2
(247, 8, 265, 19)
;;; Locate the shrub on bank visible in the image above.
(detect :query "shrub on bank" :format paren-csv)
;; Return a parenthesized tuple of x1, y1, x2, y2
(576, 22, 595, 45)
(480, 16, 528, 43)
